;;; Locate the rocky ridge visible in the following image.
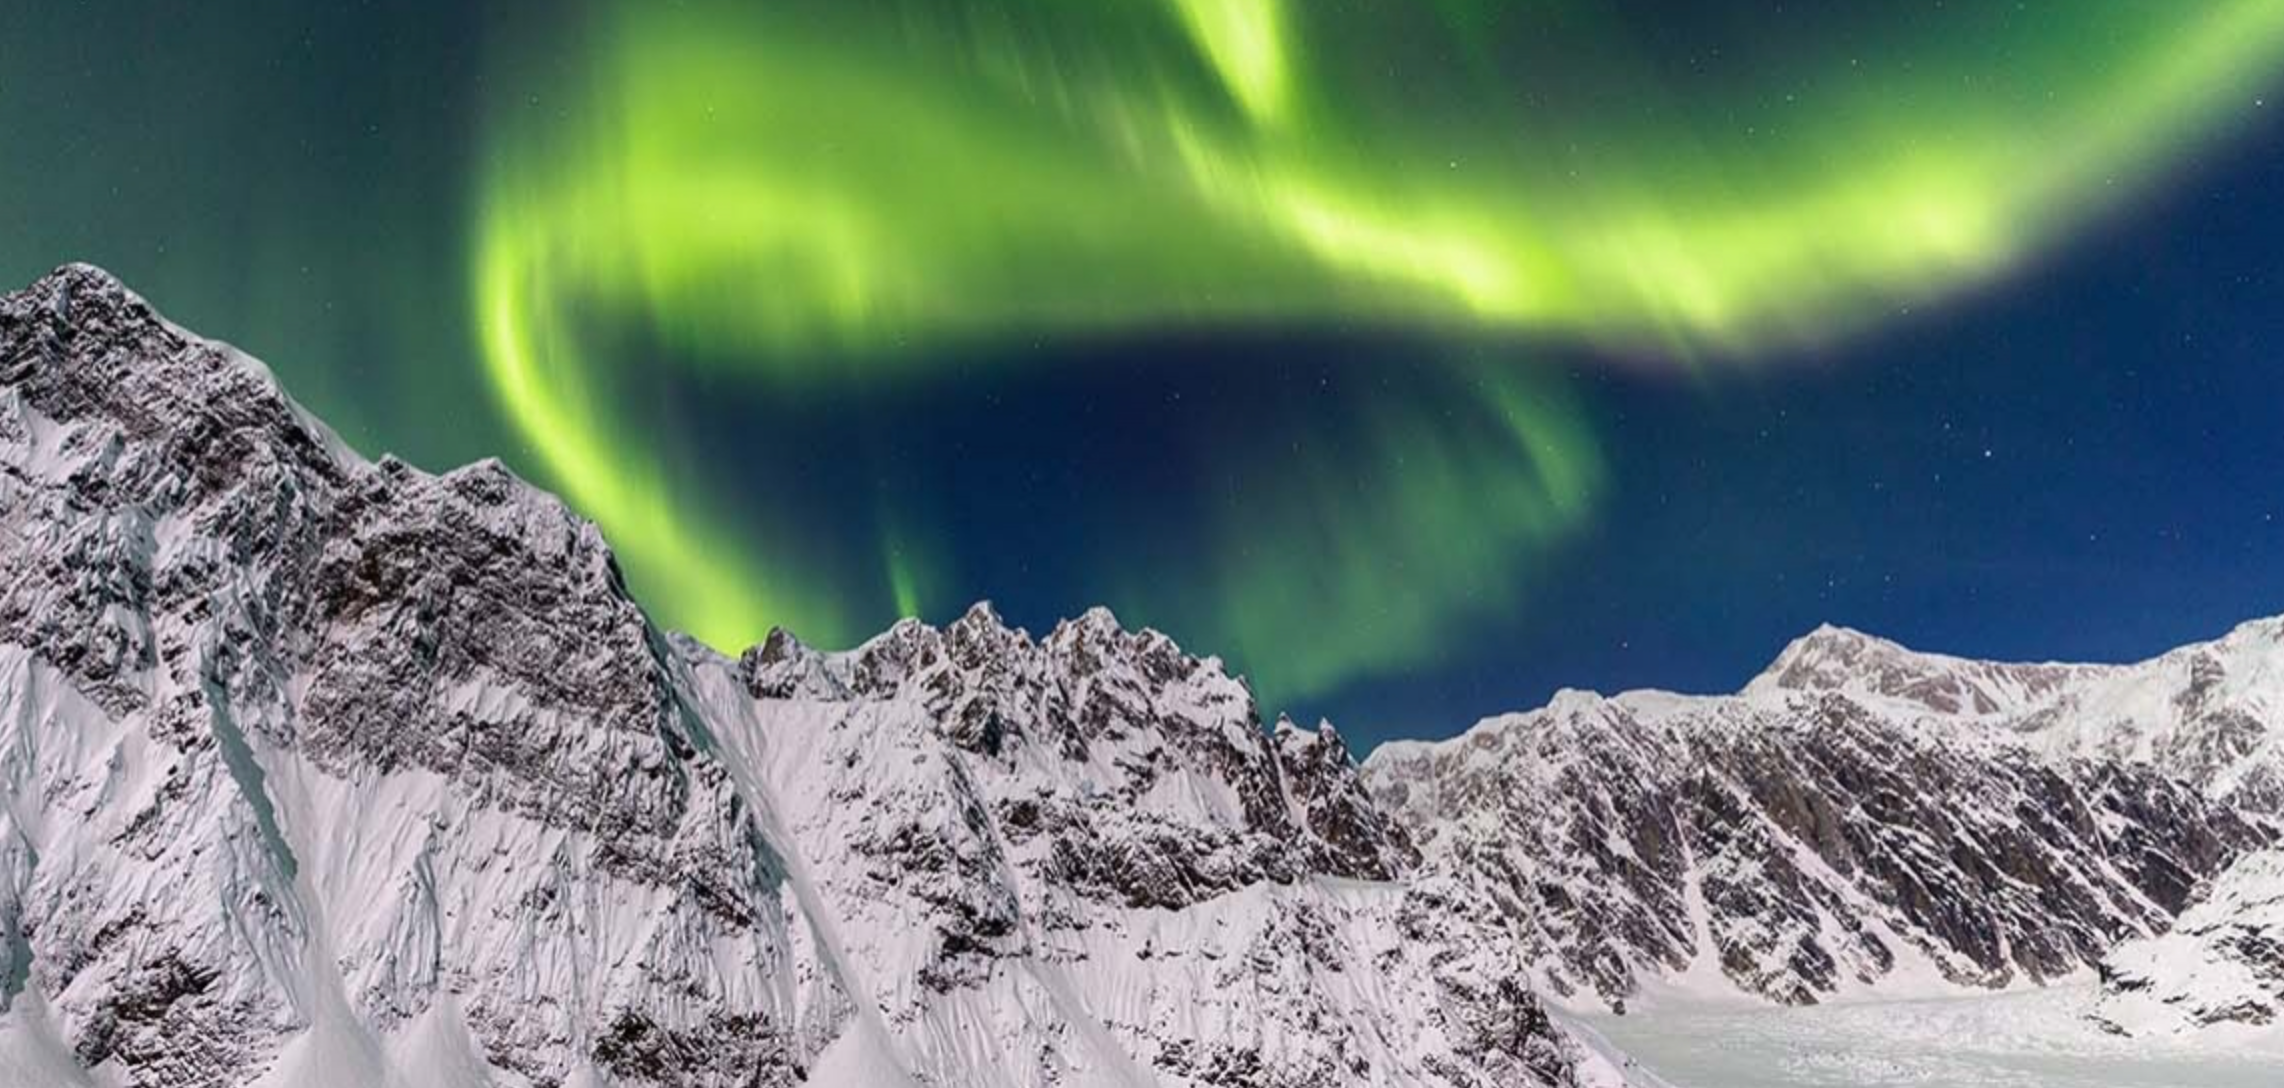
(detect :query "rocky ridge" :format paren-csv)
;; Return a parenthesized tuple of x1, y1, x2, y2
(2, 262, 2277, 1086)
(1751, 620, 2284, 816)
(0, 265, 1627, 1087)
(1364, 683, 2264, 1010)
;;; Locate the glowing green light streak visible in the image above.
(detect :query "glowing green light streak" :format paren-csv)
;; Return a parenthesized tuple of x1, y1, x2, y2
(1171, 0, 1293, 123)
(475, 209, 856, 648)
(1131, 363, 1602, 706)
(474, 0, 2284, 695)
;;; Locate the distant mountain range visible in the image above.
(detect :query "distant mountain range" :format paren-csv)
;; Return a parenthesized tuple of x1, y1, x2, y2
(0, 264, 2275, 1086)
(1366, 621, 2277, 1010)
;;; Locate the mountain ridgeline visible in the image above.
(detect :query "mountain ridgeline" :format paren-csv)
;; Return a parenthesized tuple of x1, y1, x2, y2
(0, 265, 2277, 1085)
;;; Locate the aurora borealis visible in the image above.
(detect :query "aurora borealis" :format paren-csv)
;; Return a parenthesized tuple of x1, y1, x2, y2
(9, 1, 2284, 740)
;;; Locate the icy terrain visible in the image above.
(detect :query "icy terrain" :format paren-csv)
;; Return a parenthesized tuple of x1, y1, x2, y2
(1750, 621, 2284, 816)
(1591, 985, 2284, 1088)
(2096, 847, 2284, 1033)
(1364, 678, 2263, 1009)
(1368, 622, 2284, 1080)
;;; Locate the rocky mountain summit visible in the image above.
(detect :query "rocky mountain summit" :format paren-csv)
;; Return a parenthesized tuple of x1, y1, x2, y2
(1743, 624, 2101, 718)
(0, 265, 1633, 1087)
(1753, 620, 2284, 816)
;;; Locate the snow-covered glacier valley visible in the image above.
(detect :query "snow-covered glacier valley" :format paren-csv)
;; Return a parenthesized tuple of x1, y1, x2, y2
(3, 262, 2283, 1087)
(1591, 985, 2284, 1088)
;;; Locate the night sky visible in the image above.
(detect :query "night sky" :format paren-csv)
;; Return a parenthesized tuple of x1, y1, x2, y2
(6, 2, 2283, 748)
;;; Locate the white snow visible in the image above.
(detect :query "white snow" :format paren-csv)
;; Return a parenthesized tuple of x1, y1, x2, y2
(2095, 848, 2284, 1036)
(1590, 986, 2284, 1088)
(8, 263, 2282, 1086)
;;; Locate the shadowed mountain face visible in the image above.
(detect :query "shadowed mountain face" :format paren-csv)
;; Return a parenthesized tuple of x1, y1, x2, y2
(1365, 685, 2267, 1008)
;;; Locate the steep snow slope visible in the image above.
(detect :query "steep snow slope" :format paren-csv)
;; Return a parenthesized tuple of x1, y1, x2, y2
(2095, 847, 2284, 1035)
(0, 264, 1633, 1087)
(0, 265, 846, 1086)
(687, 608, 1601, 1086)
(2013, 620, 2284, 814)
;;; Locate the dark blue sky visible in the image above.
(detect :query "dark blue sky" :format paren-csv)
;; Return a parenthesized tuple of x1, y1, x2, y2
(1338, 108, 2284, 740)
(4, 3, 2280, 750)
(879, 106, 2284, 744)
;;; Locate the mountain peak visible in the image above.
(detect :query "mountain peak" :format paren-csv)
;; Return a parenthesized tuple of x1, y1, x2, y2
(1746, 621, 2092, 717)
(2, 266, 1611, 1087)
(955, 598, 1004, 626)
(12, 261, 185, 367)
(39, 260, 134, 298)
(3, 260, 365, 476)
(1050, 604, 1126, 641)
(1752, 623, 1908, 684)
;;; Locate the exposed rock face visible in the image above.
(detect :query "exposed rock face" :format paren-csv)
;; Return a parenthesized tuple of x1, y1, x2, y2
(1365, 685, 2267, 1010)
(8, 260, 2280, 1082)
(1, 265, 833, 1087)
(2095, 848, 2284, 1034)
(1755, 621, 2284, 819)
(0, 265, 1622, 1087)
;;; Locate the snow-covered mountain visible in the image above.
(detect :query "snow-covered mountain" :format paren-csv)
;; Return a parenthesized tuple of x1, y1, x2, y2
(0, 264, 1639, 1087)
(1365, 688, 2262, 1010)
(1752, 621, 2284, 816)
(4, 261, 2278, 1085)
(1743, 623, 2103, 719)
(1363, 621, 2281, 1011)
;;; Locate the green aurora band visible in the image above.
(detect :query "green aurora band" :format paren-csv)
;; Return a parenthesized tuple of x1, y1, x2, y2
(474, 0, 2284, 703)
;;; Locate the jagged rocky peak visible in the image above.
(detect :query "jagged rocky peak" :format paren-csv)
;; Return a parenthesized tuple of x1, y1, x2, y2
(730, 596, 1418, 885)
(1276, 716, 1422, 877)
(736, 598, 1264, 753)
(738, 622, 848, 700)
(2, 264, 838, 1086)
(2, 263, 351, 503)
(0, 264, 1632, 1086)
